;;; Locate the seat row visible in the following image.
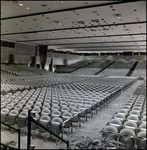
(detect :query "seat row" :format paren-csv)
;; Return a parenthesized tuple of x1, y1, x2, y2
(1, 81, 122, 142)
(100, 81, 146, 149)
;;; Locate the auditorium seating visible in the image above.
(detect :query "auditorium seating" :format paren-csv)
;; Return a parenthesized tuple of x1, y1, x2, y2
(71, 60, 113, 75)
(1, 60, 145, 147)
(100, 79, 146, 149)
(131, 60, 146, 78)
(55, 60, 94, 73)
(97, 59, 136, 76)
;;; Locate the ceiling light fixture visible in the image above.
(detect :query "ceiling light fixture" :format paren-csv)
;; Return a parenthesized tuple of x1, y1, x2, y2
(27, 7, 30, 9)
(60, 1, 64, 4)
(19, 3, 23, 6)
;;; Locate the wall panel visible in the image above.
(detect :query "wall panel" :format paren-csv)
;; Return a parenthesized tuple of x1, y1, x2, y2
(14, 55, 31, 64)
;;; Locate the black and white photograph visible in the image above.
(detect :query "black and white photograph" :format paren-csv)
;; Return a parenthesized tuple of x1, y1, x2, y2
(1, 1, 146, 149)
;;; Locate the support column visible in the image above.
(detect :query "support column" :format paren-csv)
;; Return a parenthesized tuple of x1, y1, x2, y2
(49, 58, 53, 72)
(63, 59, 68, 65)
(31, 56, 36, 67)
(9, 54, 14, 64)
(39, 45, 47, 70)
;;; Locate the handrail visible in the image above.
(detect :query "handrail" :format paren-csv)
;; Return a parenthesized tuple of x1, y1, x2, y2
(27, 110, 69, 150)
(0, 121, 20, 149)
(0, 143, 18, 149)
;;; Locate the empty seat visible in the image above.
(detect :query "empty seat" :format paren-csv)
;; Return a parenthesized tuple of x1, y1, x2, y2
(132, 107, 142, 113)
(51, 105, 60, 111)
(50, 117, 63, 140)
(14, 104, 23, 113)
(39, 115, 51, 142)
(69, 103, 77, 109)
(23, 105, 32, 112)
(26, 101, 34, 107)
(42, 103, 51, 109)
(78, 105, 87, 123)
(108, 119, 122, 132)
(6, 103, 14, 111)
(113, 113, 126, 123)
(51, 110, 61, 119)
(100, 125, 118, 142)
(34, 102, 42, 108)
(1, 102, 6, 109)
(141, 116, 146, 123)
(61, 106, 70, 114)
(32, 107, 41, 114)
(127, 115, 139, 124)
(7, 110, 19, 130)
(41, 108, 51, 116)
(71, 108, 80, 129)
(129, 110, 140, 117)
(118, 128, 136, 149)
(123, 120, 137, 132)
(39, 115, 50, 128)
(137, 131, 146, 149)
(52, 100, 60, 106)
(117, 109, 128, 117)
(1, 108, 9, 123)
(138, 123, 146, 132)
(60, 101, 68, 107)
(18, 100, 26, 107)
(62, 112, 73, 136)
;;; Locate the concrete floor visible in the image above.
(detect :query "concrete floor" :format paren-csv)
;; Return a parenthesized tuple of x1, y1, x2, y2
(1, 79, 143, 149)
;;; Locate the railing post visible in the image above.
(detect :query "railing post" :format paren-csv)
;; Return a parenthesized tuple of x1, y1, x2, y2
(27, 110, 31, 150)
(18, 129, 21, 149)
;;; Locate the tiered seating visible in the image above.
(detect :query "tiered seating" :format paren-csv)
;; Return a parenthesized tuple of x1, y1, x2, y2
(131, 60, 146, 77)
(71, 60, 113, 75)
(1, 64, 56, 77)
(98, 59, 136, 76)
(1, 64, 33, 76)
(100, 79, 146, 149)
(13, 65, 51, 75)
(55, 60, 94, 73)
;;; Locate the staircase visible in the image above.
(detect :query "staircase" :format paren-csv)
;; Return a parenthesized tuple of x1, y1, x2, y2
(126, 61, 138, 76)
(94, 61, 115, 75)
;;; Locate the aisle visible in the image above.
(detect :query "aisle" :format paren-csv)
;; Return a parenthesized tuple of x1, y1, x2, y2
(64, 79, 143, 145)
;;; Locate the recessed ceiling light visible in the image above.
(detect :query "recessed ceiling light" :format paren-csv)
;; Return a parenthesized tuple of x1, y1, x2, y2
(19, 3, 23, 6)
(60, 1, 64, 4)
(27, 7, 30, 9)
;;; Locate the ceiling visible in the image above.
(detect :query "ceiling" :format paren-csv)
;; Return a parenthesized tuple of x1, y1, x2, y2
(1, 1, 146, 53)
